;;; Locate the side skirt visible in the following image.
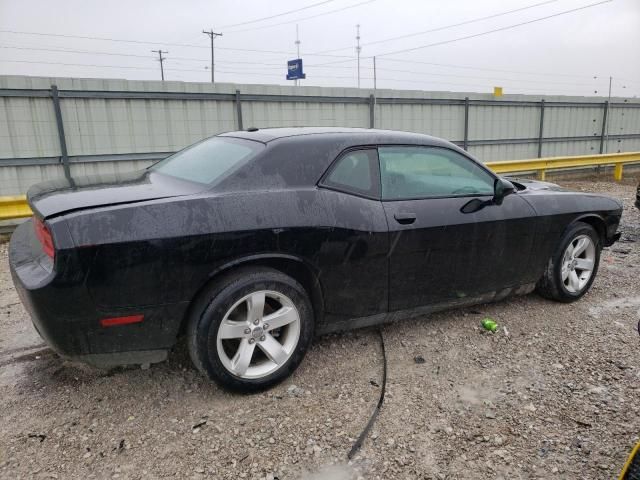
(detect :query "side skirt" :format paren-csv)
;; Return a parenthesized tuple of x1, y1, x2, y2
(316, 283, 536, 335)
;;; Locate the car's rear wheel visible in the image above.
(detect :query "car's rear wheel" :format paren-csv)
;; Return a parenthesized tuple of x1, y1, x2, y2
(536, 222, 601, 302)
(187, 267, 314, 391)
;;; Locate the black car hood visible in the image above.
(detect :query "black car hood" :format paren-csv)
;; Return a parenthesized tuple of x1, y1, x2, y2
(27, 170, 205, 219)
(506, 176, 623, 210)
(507, 177, 567, 192)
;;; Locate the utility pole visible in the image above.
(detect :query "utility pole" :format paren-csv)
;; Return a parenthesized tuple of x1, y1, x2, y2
(373, 56, 377, 91)
(372, 56, 377, 125)
(295, 24, 301, 87)
(203, 29, 223, 83)
(605, 75, 612, 153)
(356, 24, 361, 88)
(151, 50, 168, 81)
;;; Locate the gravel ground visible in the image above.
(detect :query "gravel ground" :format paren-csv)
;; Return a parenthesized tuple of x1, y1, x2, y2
(0, 179, 638, 480)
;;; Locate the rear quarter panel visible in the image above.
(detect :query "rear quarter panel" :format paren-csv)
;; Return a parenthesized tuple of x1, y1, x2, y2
(62, 188, 389, 332)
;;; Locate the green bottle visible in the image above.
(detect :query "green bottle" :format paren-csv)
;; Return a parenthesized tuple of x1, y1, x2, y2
(482, 318, 498, 332)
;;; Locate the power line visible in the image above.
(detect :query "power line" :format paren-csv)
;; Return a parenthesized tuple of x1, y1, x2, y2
(0, 0, 619, 66)
(0, 58, 612, 88)
(373, 66, 608, 87)
(226, 0, 376, 33)
(380, 58, 605, 79)
(0, 43, 312, 64)
(0, 44, 157, 59)
(615, 77, 640, 86)
(1, 43, 624, 82)
(2, 58, 633, 95)
(368, 0, 613, 58)
(0, 58, 233, 76)
(218, 0, 337, 28)
(0, 58, 200, 72)
(0, 29, 196, 47)
(210, 68, 588, 91)
(310, 57, 357, 67)
(0, 29, 354, 58)
(313, 0, 558, 54)
(0, 43, 349, 70)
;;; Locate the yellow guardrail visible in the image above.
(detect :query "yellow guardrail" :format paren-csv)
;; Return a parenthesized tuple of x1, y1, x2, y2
(0, 195, 30, 221)
(1, 152, 639, 222)
(486, 151, 640, 182)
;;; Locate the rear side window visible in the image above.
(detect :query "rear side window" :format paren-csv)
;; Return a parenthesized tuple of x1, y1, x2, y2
(151, 137, 264, 186)
(321, 149, 380, 198)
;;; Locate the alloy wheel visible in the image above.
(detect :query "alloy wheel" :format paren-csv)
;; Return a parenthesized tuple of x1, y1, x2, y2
(215, 290, 301, 379)
(561, 234, 596, 294)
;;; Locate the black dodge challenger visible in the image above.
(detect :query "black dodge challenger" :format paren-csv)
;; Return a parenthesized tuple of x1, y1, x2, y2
(9, 127, 622, 391)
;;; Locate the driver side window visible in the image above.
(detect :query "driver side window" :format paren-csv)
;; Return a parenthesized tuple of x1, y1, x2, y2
(378, 146, 495, 200)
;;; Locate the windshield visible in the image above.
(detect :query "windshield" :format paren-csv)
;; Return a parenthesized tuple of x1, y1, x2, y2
(151, 137, 264, 186)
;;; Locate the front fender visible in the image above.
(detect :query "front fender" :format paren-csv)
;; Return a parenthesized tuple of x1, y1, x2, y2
(566, 213, 621, 248)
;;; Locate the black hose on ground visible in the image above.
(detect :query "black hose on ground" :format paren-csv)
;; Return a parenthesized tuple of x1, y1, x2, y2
(347, 328, 387, 460)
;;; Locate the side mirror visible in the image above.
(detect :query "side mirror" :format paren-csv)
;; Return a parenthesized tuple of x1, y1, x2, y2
(493, 178, 516, 205)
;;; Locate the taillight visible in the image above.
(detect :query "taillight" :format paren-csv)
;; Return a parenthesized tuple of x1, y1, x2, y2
(33, 216, 55, 259)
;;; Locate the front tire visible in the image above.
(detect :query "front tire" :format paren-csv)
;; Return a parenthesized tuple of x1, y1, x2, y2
(187, 267, 314, 392)
(536, 222, 601, 302)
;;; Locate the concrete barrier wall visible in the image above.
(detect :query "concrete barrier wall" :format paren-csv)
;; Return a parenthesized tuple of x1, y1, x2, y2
(1, 75, 639, 195)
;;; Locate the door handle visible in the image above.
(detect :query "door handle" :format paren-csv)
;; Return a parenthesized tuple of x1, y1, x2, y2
(394, 212, 416, 225)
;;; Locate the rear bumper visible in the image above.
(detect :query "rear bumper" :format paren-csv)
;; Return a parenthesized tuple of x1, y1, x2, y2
(9, 220, 186, 364)
(9, 220, 90, 356)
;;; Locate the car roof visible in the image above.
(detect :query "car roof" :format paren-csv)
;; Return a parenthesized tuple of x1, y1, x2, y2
(219, 127, 450, 147)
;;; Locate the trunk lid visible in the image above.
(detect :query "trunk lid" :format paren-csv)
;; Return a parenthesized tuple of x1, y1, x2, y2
(27, 170, 204, 219)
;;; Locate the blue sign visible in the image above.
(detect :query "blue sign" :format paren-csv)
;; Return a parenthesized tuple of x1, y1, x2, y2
(286, 59, 306, 80)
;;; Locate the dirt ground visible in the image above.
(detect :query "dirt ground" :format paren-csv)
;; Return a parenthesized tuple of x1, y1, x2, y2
(1, 179, 639, 480)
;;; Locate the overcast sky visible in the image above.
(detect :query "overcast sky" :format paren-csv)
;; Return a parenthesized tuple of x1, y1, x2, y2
(1, 0, 639, 97)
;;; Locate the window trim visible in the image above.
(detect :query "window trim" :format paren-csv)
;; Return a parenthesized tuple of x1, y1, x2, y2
(377, 144, 499, 202)
(318, 146, 382, 201)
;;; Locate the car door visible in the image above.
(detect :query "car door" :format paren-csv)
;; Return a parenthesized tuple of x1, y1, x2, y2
(379, 145, 536, 312)
(316, 147, 390, 321)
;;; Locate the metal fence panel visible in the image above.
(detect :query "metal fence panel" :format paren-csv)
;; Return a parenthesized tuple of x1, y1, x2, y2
(605, 136, 640, 154)
(544, 105, 604, 138)
(542, 138, 602, 157)
(61, 97, 237, 156)
(1, 75, 640, 195)
(376, 103, 465, 140)
(469, 143, 539, 162)
(242, 101, 370, 129)
(0, 97, 60, 158)
(607, 106, 640, 139)
(468, 104, 539, 142)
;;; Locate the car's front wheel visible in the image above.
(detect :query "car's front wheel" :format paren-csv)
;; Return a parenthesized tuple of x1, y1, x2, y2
(187, 267, 314, 392)
(536, 222, 601, 302)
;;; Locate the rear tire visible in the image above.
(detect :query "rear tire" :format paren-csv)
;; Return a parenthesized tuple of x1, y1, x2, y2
(536, 222, 601, 303)
(187, 267, 314, 392)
